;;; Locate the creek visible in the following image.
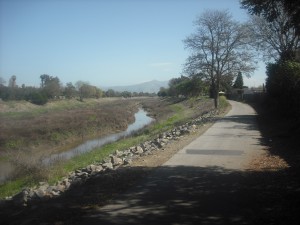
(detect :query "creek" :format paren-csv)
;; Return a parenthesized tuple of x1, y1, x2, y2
(0, 109, 154, 184)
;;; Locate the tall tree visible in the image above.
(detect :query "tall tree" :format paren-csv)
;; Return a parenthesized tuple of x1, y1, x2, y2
(183, 10, 255, 108)
(233, 72, 244, 89)
(41, 75, 61, 98)
(243, 1, 299, 61)
(40, 74, 49, 88)
(64, 82, 77, 99)
(9, 75, 17, 88)
(241, 0, 300, 36)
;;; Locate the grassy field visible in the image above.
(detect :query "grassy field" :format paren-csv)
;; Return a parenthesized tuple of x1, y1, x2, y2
(0, 96, 223, 198)
(0, 98, 139, 155)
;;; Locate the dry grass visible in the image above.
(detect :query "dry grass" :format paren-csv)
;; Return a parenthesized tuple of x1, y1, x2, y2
(0, 99, 139, 155)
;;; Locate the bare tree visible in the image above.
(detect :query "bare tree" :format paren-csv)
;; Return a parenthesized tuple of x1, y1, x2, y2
(183, 10, 256, 108)
(246, 2, 299, 61)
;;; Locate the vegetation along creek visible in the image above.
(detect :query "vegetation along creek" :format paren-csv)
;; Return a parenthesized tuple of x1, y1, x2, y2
(0, 100, 154, 184)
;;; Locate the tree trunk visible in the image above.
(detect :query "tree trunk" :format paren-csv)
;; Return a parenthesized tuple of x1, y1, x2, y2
(211, 80, 219, 108)
(214, 91, 219, 108)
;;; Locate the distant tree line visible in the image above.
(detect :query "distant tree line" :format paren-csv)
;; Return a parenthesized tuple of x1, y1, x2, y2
(0, 74, 156, 105)
(158, 75, 209, 98)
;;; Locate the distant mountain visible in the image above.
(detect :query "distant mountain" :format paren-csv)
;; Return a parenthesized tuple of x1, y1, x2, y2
(103, 80, 169, 93)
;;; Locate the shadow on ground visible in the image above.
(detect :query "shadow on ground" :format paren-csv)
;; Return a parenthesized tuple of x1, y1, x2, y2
(1, 164, 299, 225)
(1, 103, 299, 225)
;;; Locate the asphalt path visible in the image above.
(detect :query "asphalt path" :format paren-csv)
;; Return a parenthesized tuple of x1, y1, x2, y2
(81, 101, 267, 225)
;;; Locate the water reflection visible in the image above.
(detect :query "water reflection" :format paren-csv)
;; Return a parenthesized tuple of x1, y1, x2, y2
(44, 108, 154, 164)
(0, 109, 154, 183)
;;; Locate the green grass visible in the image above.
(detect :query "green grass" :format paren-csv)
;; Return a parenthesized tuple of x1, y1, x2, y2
(219, 96, 230, 109)
(0, 177, 36, 198)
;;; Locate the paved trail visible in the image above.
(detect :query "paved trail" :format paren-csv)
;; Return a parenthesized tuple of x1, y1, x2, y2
(82, 101, 266, 225)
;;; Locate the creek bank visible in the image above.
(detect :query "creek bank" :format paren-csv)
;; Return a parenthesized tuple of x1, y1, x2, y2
(1, 110, 220, 207)
(0, 108, 153, 184)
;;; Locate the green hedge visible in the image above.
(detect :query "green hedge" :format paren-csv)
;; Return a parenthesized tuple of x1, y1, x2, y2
(266, 60, 300, 118)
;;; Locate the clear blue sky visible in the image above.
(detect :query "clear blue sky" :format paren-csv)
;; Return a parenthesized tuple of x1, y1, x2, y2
(0, 0, 266, 88)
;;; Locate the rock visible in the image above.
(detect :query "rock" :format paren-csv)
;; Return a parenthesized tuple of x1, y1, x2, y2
(102, 157, 112, 164)
(123, 149, 131, 155)
(86, 164, 103, 173)
(53, 184, 66, 192)
(76, 172, 89, 178)
(111, 156, 123, 166)
(161, 138, 169, 144)
(180, 127, 190, 134)
(13, 189, 29, 206)
(102, 162, 113, 169)
(50, 190, 60, 197)
(115, 150, 124, 157)
(135, 146, 144, 154)
(123, 157, 133, 165)
(34, 188, 46, 199)
(27, 189, 36, 199)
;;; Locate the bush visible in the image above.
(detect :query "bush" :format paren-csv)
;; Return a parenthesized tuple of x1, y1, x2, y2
(266, 60, 300, 118)
(29, 92, 48, 105)
(8, 150, 51, 182)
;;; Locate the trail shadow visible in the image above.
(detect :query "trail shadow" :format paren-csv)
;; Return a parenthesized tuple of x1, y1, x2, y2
(81, 166, 300, 225)
(1, 102, 299, 225)
(1, 165, 299, 225)
(249, 101, 300, 172)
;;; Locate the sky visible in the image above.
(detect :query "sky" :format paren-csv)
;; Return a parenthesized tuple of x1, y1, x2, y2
(0, 0, 266, 88)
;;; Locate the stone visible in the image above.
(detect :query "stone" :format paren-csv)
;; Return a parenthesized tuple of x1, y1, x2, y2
(13, 189, 29, 206)
(111, 156, 123, 166)
(135, 146, 144, 154)
(54, 184, 66, 192)
(115, 150, 124, 157)
(102, 162, 113, 169)
(86, 164, 103, 173)
(129, 147, 136, 152)
(123, 157, 133, 165)
(50, 190, 60, 197)
(102, 157, 112, 164)
(76, 172, 89, 178)
(34, 189, 46, 199)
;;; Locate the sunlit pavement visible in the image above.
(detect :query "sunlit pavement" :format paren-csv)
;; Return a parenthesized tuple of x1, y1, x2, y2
(80, 101, 283, 225)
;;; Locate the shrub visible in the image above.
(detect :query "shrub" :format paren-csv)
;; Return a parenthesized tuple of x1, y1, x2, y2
(8, 150, 51, 181)
(266, 60, 300, 118)
(29, 92, 48, 105)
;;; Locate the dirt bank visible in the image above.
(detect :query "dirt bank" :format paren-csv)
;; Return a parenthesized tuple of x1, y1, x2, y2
(0, 98, 140, 156)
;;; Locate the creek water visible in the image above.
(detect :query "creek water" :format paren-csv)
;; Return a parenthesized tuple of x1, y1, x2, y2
(0, 109, 154, 184)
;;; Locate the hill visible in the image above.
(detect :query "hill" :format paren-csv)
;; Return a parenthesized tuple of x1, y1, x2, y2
(103, 80, 169, 93)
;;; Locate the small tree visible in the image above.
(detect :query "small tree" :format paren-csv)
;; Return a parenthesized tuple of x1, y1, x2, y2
(64, 82, 77, 99)
(43, 76, 61, 99)
(233, 72, 244, 89)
